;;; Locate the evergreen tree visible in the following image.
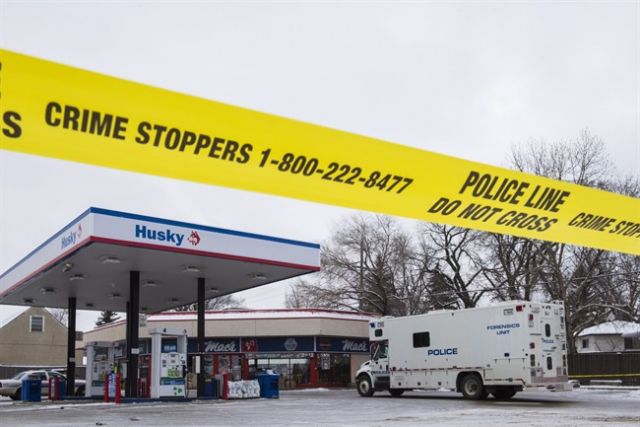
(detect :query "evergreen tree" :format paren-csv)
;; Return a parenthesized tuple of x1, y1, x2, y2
(95, 310, 121, 326)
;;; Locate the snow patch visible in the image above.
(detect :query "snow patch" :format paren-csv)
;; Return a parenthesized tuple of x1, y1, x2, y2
(287, 388, 331, 392)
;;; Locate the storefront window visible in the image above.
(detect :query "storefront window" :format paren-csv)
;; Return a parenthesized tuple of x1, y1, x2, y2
(218, 354, 242, 380)
(267, 358, 290, 376)
(248, 357, 311, 389)
(318, 354, 351, 386)
(291, 358, 310, 387)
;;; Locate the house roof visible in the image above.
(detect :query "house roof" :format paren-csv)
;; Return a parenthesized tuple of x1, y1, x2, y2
(0, 306, 28, 328)
(578, 321, 640, 337)
(0, 306, 65, 329)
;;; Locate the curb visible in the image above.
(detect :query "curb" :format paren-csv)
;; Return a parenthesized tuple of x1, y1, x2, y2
(579, 385, 640, 391)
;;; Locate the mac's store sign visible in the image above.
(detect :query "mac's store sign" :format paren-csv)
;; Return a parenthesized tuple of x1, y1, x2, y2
(316, 337, 369, 353)
(187, 338, 240, 353)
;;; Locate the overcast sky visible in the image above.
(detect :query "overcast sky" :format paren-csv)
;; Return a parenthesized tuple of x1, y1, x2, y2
(1, 1, 638, 331)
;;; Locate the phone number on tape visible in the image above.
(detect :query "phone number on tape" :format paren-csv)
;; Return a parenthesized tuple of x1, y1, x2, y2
(258, 149, 414, 194)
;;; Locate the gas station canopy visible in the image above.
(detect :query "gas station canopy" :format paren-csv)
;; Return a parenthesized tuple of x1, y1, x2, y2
(0, 207, 321, 313)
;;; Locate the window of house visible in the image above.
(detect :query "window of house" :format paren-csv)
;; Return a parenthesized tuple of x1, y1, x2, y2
(30, 315, 44, 333)
(624, 337, 633, 350)
(581, 339, 589, 349)
(412, 332, 430, 348)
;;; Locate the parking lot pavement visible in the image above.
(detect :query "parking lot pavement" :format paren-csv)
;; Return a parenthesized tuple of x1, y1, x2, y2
(0, 388, 639, 426)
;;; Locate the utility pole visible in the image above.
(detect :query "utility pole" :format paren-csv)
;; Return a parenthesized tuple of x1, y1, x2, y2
(359, 229, 364, 311)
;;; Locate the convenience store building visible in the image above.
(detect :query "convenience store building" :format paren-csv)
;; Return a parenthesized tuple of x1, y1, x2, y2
(81, 308, 372, 391)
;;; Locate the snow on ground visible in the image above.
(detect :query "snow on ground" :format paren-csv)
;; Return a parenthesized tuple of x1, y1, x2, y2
(289, 387, 331, 392)
(0, 388, 638, 426)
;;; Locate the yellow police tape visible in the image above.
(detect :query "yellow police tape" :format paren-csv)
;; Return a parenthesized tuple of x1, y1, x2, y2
(1, 49, 638, 255)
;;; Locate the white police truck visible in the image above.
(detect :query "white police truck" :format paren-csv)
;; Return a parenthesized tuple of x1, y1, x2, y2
(356, 301, 570, 400)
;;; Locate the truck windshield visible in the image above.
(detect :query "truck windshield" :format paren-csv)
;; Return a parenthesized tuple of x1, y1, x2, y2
(372, 341, 388, 360)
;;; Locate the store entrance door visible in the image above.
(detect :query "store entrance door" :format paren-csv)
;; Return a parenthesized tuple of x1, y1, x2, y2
(318, 353, 351, 387)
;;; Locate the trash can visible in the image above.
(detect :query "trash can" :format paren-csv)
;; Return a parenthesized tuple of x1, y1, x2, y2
(257, 374, 279, 399)
(202, 378, 217, 398)
(21, 379, 42, 402)
(55, 379, 66, 399)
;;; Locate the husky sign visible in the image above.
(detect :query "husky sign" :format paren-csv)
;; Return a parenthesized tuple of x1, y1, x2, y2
(135, 224, 185, 247)
(61, 224, 83, 250)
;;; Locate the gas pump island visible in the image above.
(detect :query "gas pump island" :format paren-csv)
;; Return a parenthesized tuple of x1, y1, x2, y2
(0, 208, 320, 400)
(85, 328, 189, 399)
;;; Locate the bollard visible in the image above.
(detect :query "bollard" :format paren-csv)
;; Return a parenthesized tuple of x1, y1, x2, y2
(115, 373, 121, 404)
(222, 373, 229, 400)
(53, 376, 59, 401)
(48, 378, 52, 400)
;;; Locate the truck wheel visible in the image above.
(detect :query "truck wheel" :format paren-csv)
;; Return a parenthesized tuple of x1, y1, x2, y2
(11, 388, 21, 400)
(389, 389, 404, 397)
(492, 388, 517, 400)
(357, 375, 375, 397)
(461, 374, 487, 400)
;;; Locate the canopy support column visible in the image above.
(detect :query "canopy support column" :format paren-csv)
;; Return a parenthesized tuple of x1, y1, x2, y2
(197, 277, 205, 398)
(127, 271, 140, 398)
(66, 296, 76, 397)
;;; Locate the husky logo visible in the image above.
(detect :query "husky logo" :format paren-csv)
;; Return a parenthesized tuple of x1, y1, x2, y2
(187, 230, 201, 246)
(135, 224, 184, 246)
(61, 224, 83, 250)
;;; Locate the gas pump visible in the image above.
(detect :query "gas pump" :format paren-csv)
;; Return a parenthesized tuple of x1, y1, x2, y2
(84, 341, 115, 397)
(149, 327, 188, 398)
(159, 352, 187, 396)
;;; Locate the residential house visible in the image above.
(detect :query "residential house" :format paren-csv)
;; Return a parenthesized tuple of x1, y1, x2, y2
(576, 321, 640, 353)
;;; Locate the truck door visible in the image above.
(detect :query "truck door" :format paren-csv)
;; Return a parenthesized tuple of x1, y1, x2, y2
(370, 340, 389, 389)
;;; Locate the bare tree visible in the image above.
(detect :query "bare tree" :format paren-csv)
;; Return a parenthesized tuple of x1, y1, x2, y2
(207, 295, 246, 310)
(506, 129, 630, 353)
(483, 235, 544, 302)
(323, 215, 413, 315)
(284, 215, 429, 316)
(285, 278, 343, 309)
(48, 308, 68, 327)
(598, 176, 640, 322)
(418, 224, 487, 309)
(607, 254, 640, 322)
(172, 294, 246, 312)
(510, 129, 611, 186)
(396, 239, 441, 313)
